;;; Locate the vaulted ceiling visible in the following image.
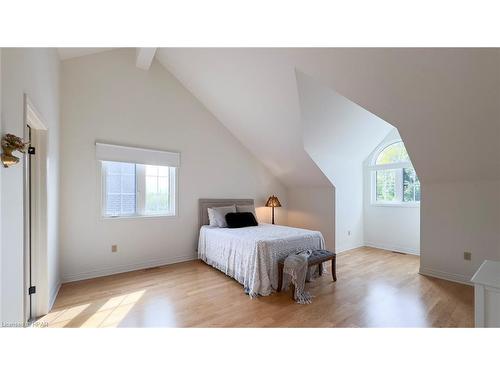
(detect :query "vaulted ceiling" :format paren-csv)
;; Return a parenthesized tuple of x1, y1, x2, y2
(58, 48, 500, 187)
(156, 48, 332, 187)
(157, 48, 500, 186)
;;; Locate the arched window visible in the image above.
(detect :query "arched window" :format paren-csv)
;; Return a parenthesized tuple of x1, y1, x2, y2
(371, 141, 420, 205)
(375, 141, 410, 165)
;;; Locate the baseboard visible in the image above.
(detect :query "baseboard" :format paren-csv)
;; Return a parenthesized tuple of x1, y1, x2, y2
(419, 266, 473, 286)
(62, 254, 198, 283)
(336, 243, 365, 254)
(49, 282, 61, 310)
(364, 241, 420, 256)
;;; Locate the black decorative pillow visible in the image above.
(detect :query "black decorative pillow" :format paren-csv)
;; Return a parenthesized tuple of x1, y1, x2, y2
(225, 212, 258, 228)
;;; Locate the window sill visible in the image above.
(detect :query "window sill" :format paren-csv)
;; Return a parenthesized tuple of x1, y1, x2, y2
(371, 203, 420, 208)
(101, 214, 177, 220)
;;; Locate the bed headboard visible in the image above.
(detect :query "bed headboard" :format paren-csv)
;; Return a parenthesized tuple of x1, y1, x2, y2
(199, 198, 255, 228)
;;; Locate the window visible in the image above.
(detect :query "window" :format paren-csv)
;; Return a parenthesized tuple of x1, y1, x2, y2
(96, 143, 180, 218)
(376, 169, 396, 202)
(102, 161, 176, 217)
(403, 167, 420, 202)
(143, 165, 170, 215)
(375, 141, 410, 165)
(371, 141, 420, 205)
(102, 161, 137, 216)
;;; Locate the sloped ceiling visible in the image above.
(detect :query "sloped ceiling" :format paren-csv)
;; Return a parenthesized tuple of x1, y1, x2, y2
(61, 48, 500, 186)
(58, 48, 114, 60)
(157, 48, 500, 186)
(157, 48, 331, 187)
(296, 70, 393, 188)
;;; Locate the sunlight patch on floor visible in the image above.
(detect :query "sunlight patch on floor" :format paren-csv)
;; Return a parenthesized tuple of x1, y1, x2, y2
(38, 290, 146, 328)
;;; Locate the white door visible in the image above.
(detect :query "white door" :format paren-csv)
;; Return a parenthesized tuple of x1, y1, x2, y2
(23, 96, 48, 323)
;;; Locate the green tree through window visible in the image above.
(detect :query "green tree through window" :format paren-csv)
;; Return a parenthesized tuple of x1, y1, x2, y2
(376, 142, 410, 165)
(376, 169, 396, 201)
(372, 141, 420, 204)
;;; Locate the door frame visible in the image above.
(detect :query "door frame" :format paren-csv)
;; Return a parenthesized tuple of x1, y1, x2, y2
(23, 94, 48, 323)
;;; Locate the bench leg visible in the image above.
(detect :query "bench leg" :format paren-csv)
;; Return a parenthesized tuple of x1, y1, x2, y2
(277, 263, 283, 292)
(332, 257, 337, 282)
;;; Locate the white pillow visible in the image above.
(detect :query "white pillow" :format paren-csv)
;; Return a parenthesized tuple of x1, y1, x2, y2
(236, 204, 256, 217)
(207, 207, 218, 227)
(207, 205, 236, 227)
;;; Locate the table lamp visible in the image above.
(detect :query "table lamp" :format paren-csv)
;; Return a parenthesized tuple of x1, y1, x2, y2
(265, 195, 281, 224)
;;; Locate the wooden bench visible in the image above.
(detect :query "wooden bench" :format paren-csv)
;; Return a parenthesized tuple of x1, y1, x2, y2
(277, 249, 337, 292)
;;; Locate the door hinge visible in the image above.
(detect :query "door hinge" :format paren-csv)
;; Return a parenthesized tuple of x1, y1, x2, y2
(28, 286, 36, 295)
(28, 146, 36, 155)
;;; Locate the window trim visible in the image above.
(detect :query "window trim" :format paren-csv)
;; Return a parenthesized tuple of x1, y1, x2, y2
(370, 140, 420, 208)
(99, 161, 178, 219)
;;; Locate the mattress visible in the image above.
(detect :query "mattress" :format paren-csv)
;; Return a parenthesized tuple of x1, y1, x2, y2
(198, 224, 325, 297)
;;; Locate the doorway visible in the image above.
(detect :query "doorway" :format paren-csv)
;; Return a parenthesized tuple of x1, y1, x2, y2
(23, 95, 48, 323)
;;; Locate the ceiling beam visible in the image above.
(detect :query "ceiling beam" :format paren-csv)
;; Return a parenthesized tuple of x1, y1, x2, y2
(136, 48, 157, 70)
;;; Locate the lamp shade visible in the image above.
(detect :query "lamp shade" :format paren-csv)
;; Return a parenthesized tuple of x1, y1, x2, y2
(265, 195, 282, 208)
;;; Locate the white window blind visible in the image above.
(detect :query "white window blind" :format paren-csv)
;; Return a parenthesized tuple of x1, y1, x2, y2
(102, 161, 137, 216)
(96, 143, 180, 168)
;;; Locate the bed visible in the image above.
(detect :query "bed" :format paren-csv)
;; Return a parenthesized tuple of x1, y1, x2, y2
(197, 199, 325, 297)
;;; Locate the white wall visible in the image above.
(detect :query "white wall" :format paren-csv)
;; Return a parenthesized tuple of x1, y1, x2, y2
(1, 48, 60, 323)
(296, 71, 391, 252)
(287, 186, 335, 249)
(420, 180, 500, 283)
(0, 47, 3, 324)
(363, 130, 420, 254)
(334, 173, 364, 252)
(60, 49, 287, 282)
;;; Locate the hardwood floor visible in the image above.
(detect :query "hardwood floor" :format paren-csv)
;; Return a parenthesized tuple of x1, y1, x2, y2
(38, 247, 474, 327)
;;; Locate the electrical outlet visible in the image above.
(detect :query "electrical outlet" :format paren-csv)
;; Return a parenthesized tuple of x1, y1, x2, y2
(464, 251, 471, 261)
(112, 244, 118, 253)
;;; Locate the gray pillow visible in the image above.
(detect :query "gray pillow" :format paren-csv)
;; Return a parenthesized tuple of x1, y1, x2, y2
(207, 205, 236, 227)
(236, 204, 256, 217)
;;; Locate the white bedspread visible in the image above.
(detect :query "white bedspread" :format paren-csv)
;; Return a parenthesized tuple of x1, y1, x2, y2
(198, 224, 325, 297)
